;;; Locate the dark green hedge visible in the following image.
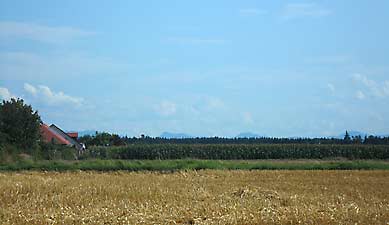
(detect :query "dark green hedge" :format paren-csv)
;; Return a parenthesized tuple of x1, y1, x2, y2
(83, 144, 389, 160)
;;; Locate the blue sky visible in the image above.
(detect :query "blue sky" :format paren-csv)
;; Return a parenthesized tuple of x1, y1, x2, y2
(1, 0, 389, 137)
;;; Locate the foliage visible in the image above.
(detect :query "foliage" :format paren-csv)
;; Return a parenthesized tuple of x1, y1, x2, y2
(84, 144, 389, 160)
(0, 98, 41, 151)
(78, 132, 126, 147)
(0, 142, 77, 162)
(0, 144, 22, 163)
(37, 142, 77, 160)
(344, 130, 351, 142)
(79, 131, 389, 146)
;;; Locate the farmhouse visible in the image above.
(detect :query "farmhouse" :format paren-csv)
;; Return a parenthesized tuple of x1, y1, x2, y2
(40, 123, 83, 150)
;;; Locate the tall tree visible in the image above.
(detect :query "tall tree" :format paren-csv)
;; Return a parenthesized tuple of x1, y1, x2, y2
(343, 130, 351, 143)
(0, 98, 41, 150)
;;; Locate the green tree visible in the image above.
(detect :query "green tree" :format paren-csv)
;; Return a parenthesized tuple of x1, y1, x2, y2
(0, 98, 41, 150)
(343, 130, 351, 143)
(110, 134, 126, 146)
(353, 135, 363, 144)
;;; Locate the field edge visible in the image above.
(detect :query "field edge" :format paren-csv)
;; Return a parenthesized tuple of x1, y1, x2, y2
(1, 159, 389, 171)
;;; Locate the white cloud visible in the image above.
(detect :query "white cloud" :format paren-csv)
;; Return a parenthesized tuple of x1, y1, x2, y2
(355, 90, 365, 100)
(24, 83, 37, 96)
(281, 3, 332, 20)
(38, 85, 83, 106)
(167, 37, 227, 45)
(24, 83, 83, 106)
(0, 87, 17, 101)
(327, 83, 335, 93)
(0, 21, 95, 44)
(155, 101, 177, 116)
(352, 74, 376, 88)
(239, 8, 267, 16)
(352, 73, 389, 98)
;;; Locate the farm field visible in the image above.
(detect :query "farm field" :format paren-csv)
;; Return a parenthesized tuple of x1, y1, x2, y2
(1, 170, 388, 224)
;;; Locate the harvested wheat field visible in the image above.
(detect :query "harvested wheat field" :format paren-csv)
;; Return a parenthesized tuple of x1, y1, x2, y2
(0, 170, 388, 224)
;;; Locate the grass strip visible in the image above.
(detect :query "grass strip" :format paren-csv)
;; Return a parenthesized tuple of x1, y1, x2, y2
(1, 159, 389, 171)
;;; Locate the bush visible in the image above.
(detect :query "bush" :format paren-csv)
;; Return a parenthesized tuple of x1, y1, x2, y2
(0, 144, 23, 163)
(37, 142, 77, 160)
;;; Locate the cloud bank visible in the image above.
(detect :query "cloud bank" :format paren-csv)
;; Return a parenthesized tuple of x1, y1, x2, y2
(24, 83, 83, 106)
(0, 87, 17, 101)
(282, 3, 332, 20)
(0, 21, 95, 44)
(352, 74, 389, 99)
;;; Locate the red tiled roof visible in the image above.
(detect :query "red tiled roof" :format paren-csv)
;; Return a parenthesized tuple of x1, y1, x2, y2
(40, 124, 71, 145)
(66, 132, 78, 139)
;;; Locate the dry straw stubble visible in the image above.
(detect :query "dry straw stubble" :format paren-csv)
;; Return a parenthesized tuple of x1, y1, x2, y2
(0, 170, 389, 224)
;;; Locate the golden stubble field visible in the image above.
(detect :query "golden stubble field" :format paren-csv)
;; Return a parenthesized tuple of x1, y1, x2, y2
(0, 170, 388, 224)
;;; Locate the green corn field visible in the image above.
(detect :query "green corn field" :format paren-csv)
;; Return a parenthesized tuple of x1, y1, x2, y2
(84, 144, 389, 160)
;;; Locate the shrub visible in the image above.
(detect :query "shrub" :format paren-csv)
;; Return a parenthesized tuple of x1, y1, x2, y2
(37, 142, 77, 160)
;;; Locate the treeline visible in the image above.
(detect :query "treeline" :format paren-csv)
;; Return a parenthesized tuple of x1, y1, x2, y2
(83, 144, 389, 160)
(78, 132, 389, 147)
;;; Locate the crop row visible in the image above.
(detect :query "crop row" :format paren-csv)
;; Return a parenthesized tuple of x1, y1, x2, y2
(84, 144, 389, 160)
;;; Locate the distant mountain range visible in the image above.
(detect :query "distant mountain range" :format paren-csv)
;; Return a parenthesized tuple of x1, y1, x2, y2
(159, 132, 193, 139)
(77, 130, 98, 137)
(75, 130, 388, 139)
(159, 131, 389, 139)
(159, 131, 266, 139)
(235, 132, 265, 138)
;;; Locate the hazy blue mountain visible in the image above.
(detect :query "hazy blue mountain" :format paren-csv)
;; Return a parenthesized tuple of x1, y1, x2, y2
(236, 132, 264, 138)
(160, 132, 192, 139)
(77, 130, 98, 137)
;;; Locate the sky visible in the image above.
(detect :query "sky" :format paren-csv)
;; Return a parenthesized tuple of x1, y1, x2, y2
(1, 0, 389, 137)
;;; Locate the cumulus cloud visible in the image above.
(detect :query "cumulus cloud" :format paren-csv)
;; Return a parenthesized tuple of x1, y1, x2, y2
(0, 87, 17, 100)
(24, 83, 37, 96)
(0, 21, 95, 44)
(155, 101, 177, 116)
(352, 74, 375, 88)
(355, 90, 365, 100)
(24, 83, 83, 106)
(281, 3, 332, 20)
(352, 74, 389, 98)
